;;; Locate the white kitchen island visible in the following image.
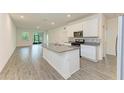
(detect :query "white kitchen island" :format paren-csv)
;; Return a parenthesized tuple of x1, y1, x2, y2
(42, 44, 80, 79)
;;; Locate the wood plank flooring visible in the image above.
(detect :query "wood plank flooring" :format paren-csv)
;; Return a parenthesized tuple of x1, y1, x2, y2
(0, 45, 117, 80)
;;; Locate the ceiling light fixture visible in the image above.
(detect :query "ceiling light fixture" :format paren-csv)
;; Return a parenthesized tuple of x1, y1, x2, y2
(20, 15, 24, 19)
(67, 14, 71, 18)
(51, 22, 55, 25)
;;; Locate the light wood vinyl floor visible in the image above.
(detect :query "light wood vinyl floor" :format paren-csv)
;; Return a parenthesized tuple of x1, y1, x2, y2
(0, 45, 117, 80)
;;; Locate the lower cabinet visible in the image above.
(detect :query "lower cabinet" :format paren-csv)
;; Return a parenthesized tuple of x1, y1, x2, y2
(81, 44, 98, 62)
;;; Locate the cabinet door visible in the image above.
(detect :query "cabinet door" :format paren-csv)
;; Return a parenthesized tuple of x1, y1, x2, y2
(81, 45, 97, 61)
(83, 18, 98, 37)
(66, 23, 83, 37)
(66, 25, 74, 37)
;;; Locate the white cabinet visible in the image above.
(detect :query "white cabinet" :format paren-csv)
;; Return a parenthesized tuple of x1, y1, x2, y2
(81, 44, 98, 62)
(43, 47, 80, 79)
(83, 18, 98, 37)
(66, 17, 99, 37)
(66, 23, 83, 37)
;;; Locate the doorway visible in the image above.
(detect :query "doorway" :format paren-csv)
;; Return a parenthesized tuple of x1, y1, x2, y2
(33, 32, 42, 44)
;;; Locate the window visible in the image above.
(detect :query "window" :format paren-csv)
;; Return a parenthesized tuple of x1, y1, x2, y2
(33, 32, 42, 44)
(21, 32, 29, 41)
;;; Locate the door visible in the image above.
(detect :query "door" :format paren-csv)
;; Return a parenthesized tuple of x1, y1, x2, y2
(34, 34, 40, 44)
(33, 32, 42, 44)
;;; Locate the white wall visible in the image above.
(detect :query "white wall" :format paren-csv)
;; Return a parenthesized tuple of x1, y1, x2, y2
(16, 28, 44, 47)
(106, 17, 118, 55)
(42, 31, 48, 44)
(0, 14, 16, 72)
(97, 14, 106, 60)
(48, 26, 67, 44)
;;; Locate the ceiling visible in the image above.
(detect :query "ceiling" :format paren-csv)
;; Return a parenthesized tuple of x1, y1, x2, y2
(10, 13, 122, 31)
(104, 13, 123, 18)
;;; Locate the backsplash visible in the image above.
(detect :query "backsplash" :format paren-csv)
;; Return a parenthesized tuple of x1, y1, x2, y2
(68, 37, 75, 42)
(68, 37, 100, 43)
(83, 37, 100, 43)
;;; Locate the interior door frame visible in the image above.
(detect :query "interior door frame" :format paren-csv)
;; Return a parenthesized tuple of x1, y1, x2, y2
(117, 16, 124, 80)
(34, 34, 40, 43)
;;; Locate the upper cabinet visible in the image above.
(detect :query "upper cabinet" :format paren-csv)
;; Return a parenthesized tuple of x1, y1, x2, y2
(66, 17, 99, 38)
(83, 18, 99, 37)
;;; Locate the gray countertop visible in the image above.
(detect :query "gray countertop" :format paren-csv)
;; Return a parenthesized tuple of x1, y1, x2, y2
(82, 42, 100, 46)
(65, 42, 100, 46)
(42, 43, 79, 53)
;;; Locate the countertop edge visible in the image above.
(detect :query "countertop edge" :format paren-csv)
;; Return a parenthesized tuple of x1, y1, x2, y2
(42, 44, 79, 53)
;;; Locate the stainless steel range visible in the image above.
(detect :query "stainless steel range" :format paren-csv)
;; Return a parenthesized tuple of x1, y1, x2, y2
(71, 39, 85, 57)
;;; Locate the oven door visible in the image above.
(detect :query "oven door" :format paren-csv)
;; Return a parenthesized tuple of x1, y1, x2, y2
(71, 42, 81, 57)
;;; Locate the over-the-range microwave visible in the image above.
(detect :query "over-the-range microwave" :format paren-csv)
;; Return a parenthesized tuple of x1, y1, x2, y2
(74, 31, 83, 38)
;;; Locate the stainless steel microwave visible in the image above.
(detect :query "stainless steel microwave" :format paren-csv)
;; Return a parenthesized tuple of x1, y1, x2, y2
(74, 31, 83, 38)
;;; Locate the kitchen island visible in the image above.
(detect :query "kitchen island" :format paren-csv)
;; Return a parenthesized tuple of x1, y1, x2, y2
(42, 43, 80, 79)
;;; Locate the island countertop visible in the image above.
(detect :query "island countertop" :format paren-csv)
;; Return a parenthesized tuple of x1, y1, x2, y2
(42, 43, 79, 53)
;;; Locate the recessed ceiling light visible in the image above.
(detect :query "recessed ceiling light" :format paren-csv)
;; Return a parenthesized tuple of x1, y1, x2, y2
(20, 16, 24, 19)
(51, 22, 55, 25)
(67, 14, 71, 18)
